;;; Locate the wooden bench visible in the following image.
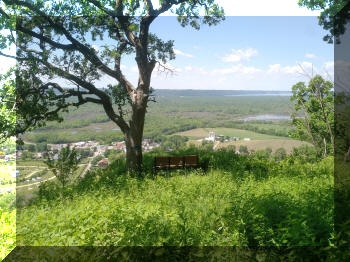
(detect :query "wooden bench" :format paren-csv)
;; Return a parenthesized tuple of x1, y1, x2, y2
(154, 155, 199, 173)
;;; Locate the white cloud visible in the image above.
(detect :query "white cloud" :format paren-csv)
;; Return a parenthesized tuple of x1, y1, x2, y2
(268, 61, 314, 75)
(174, 49, 194, 58)
(322, 61, 334, 81)
(323, 61, 334, 71)
(181, 66, 207, 74)
(221, 48, 258, 63)
(267, 64, 282, 73)
(305, 53, 317, 59)
(211, 64, 262, 75)
(218, 77, 227, 83)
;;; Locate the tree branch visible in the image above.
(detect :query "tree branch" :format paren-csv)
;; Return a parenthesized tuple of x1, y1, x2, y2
(17, 24, 76, 51)
(17, 54, 129, 132)
(7, 0, 126, 83)
(86, 0, 118, 17)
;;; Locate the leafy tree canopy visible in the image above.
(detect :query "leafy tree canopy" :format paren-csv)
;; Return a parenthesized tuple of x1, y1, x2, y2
(0, 0, 224, 137)
(290, 75, 334, 156)
(0, 67, 16, 143)
(0, 0, 224, 172)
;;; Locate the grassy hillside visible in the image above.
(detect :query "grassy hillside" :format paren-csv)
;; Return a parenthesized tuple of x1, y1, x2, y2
(17, 149, 333, 248)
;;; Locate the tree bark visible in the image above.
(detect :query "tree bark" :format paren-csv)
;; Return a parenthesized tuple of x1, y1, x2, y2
(125, 130, 143, 175)
(125, 91, 148, 174)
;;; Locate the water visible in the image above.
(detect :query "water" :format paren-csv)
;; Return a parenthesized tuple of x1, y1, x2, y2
(240, 114, 292, 121)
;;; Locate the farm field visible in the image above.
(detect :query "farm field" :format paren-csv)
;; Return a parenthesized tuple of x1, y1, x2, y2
(176, 127, 284, 140)
(16, 160, 47, 167)
(218, 139, 311, 153)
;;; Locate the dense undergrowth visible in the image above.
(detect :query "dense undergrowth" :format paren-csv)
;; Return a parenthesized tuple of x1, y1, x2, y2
(0, 193, 15, 261)
(16, 147, 334, 250)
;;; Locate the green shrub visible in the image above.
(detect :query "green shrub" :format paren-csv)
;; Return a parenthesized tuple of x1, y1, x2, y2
(0, 193, 15, 211)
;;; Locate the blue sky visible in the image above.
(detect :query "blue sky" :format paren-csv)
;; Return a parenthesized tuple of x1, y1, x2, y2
(117, 16, 334, 91)
(0, 1, 334, 91)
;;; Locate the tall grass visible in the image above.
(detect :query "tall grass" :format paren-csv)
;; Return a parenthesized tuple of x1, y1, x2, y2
(0, 193, 15, 260)
(17, 149, 333, 248)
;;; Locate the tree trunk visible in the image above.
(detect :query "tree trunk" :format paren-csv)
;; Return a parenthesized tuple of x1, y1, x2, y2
(125, 96, 147, 174)
(125, 130, 143, 175)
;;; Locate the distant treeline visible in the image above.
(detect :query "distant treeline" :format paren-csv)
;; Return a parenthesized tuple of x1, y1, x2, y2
(24, 96, 295, 144)
(153, 89, 292, 97)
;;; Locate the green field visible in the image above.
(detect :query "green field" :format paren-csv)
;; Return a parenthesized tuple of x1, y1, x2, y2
(16, 160, 47, 167)
(218, 139, 311, 153)
(176, 127, 285, 140)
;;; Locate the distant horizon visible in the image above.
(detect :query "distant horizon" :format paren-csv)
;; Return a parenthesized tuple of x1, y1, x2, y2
(96, 16, 333, 91)
(152, 89, 291, 92)
(152, 89, 292, 96)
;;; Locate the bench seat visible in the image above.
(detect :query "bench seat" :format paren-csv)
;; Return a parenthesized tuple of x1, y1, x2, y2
(154, 155, 199, 172)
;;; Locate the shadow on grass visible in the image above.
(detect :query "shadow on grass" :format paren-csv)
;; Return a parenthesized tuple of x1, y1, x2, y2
(225, 189, 333, 247)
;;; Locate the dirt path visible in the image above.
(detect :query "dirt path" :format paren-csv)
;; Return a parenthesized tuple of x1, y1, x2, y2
(17, 175, 56, 189)
(80, 152, 98, 178)
(24, 169, 43, 179)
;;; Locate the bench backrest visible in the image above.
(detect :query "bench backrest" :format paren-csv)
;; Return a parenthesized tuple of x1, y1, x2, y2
(154, 155, 198, 168)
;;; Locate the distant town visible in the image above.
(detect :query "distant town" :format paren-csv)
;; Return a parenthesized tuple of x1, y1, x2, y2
(2, 132, 252, 164)
(0, 131, 254, 194)
(15, 139, 161, 161)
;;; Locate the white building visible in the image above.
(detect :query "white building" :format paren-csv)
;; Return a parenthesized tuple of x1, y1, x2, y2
(205, 131, 216, 142)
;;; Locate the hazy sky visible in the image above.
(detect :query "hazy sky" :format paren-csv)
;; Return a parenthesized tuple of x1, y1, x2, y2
(0, 1, 334, 91)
